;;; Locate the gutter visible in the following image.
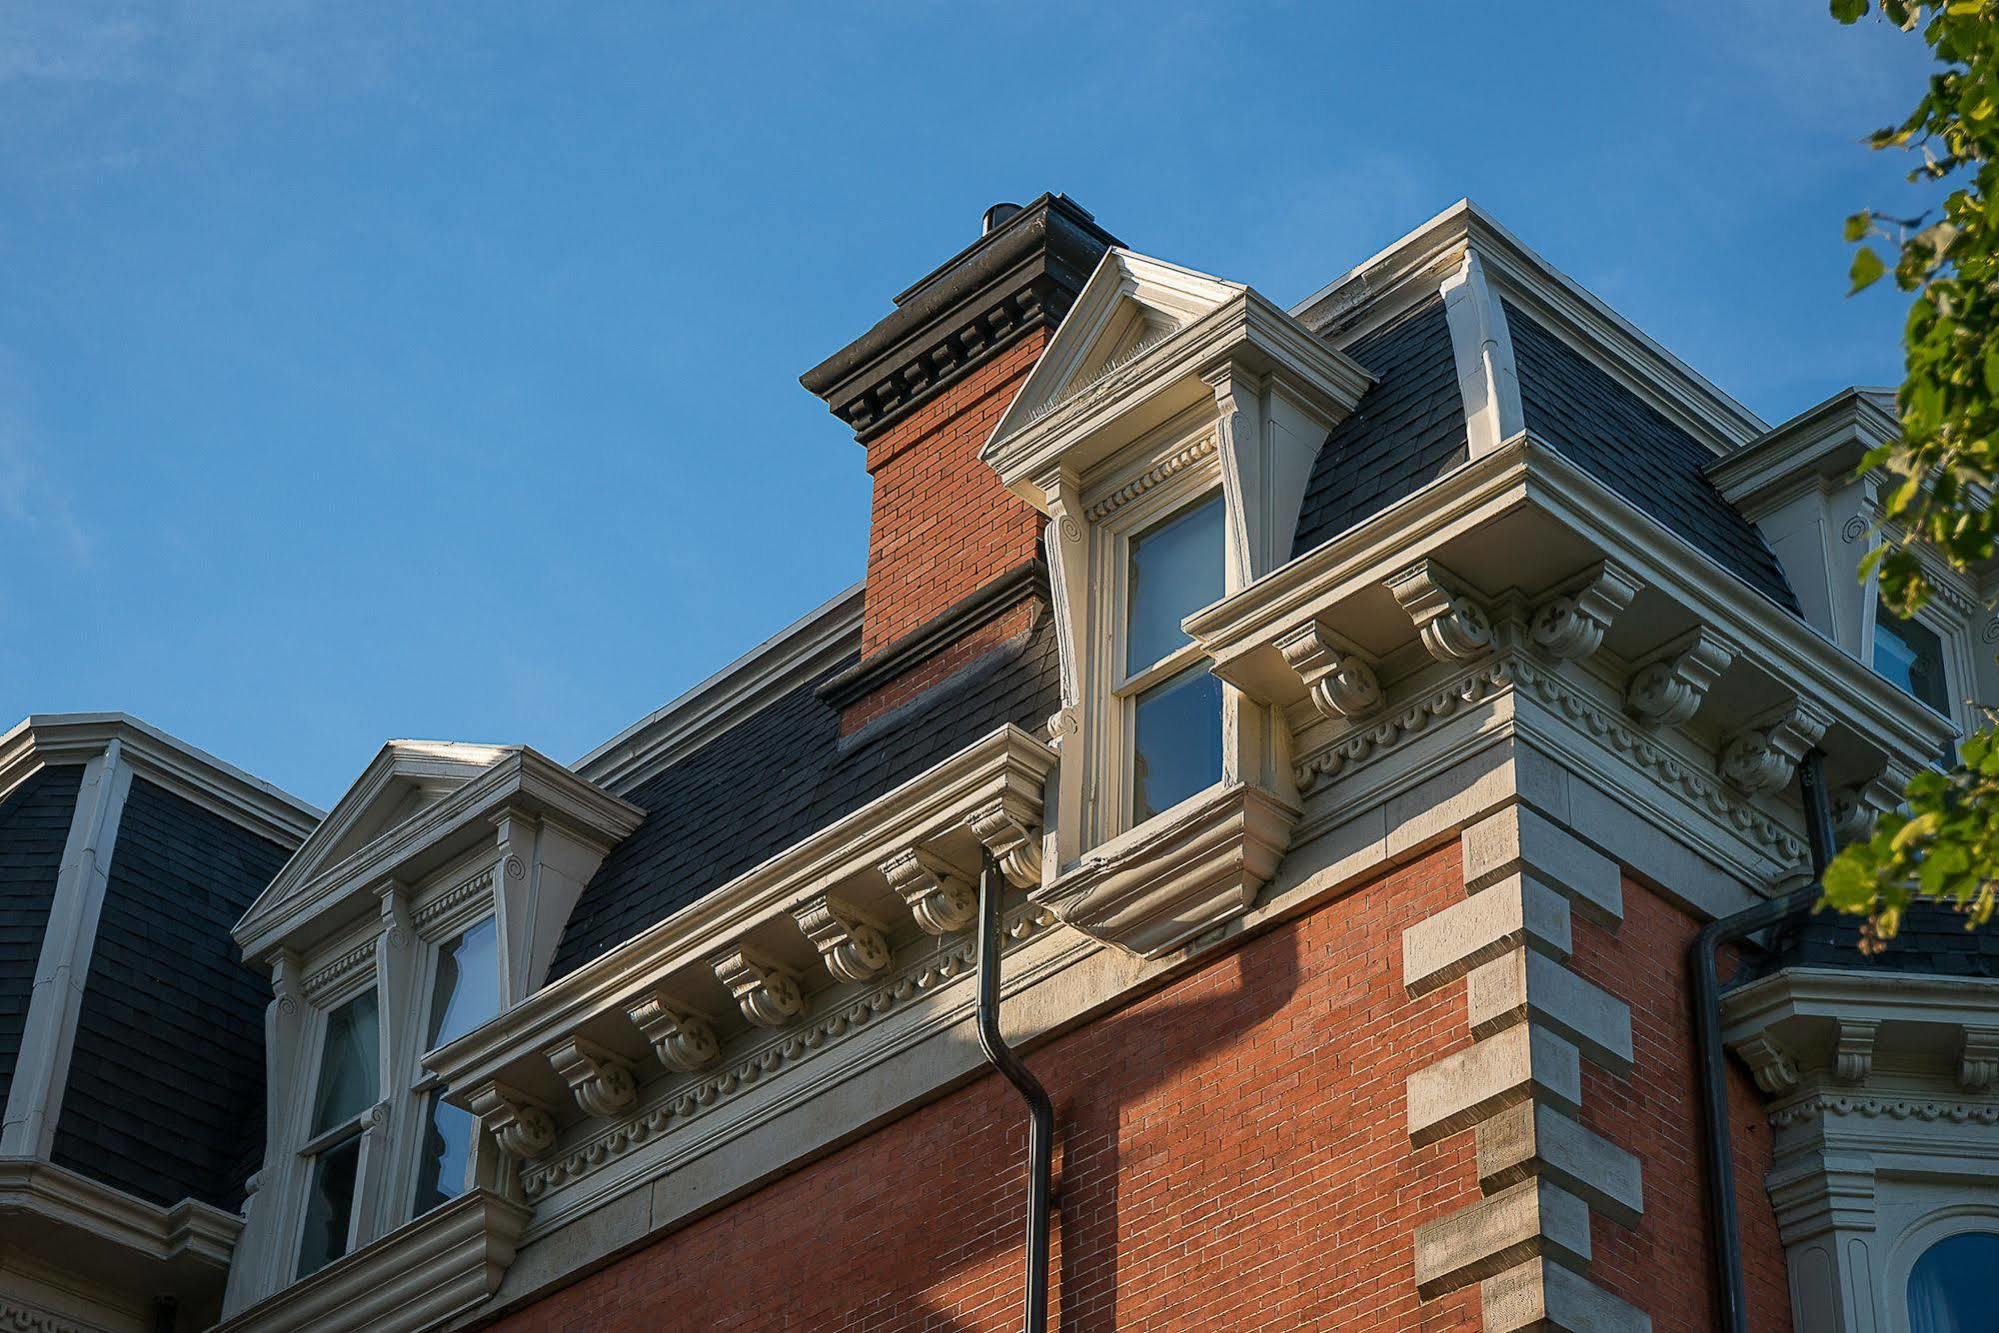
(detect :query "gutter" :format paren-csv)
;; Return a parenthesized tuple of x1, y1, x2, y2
(1690, 750, 1838, 1333)
(976, 851, 1054, 1333)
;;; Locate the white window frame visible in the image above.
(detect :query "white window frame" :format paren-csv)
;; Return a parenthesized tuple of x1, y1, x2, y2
(287, 936, 383, 1282)
(1881, 1198, 1999, 1333)
(400, 883, 500, 1219)
(1081, 409, 1230, 845)
(1865, 585, 1978, 760)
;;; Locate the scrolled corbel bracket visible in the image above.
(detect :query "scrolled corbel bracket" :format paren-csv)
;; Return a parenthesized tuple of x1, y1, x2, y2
(1735, 1032, 1802, 1095)
(1834, 1018, 1879, 1084)
(710, 946, 806, 1028)
(1384, 559, 1492, 663)
(879, 846, 977, 935)
(791, 893, 893, 984)
(544, 1035, 638, 1118)
(1626, 626, 1737, 727)
(626, 991, 720, 1073)
(1529, 559, 1641, 660)
(1832, 762, 1914, 846)
(1276, 622, 1383, 722)
(969, 801, 1044, 890)
(1720, 701, 1832, 796)
(466, 1080, 557, 1160)
(1959, 1025, 1999, 1090)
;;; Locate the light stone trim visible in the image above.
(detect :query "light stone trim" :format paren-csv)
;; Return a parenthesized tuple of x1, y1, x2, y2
(878, 846, 976, 935)
(1624, 626, 1735, 727)
(1476, 1102, 1643, 1229)
(0, 1297, 87, 1333)
(1402, 873, 1572, 998)
(1528, 560, 1640, 661)
(1466, 948, 1634, 1077)
(412, 867, 495, 933)
(625, 993, 720, 1074)
(1832, 1017, 1877, 1084)
(465, 1082, 555, 1161)
(709, 947, 806, 1029)
(543, 1037, 637, 1119)
(1385, 558, 1493, 663)
(1481, 1257, 1653, 1333)
(1081, 434, 1217, 521)
(1276, 622, 1384, 722)
(1720, 700, 1831, 796)
(1405, 1025, 1582, 1147)
(1960, 1026, 1999, 1090)
(1736, 1032, 1803, 1095)
(968, 801, 1043, 891)
(1412, 1177, 1591, 1298)
(300, 938, 379, 1003)
(790, 894, 892, 984)
(1462, 804, 1623, 925)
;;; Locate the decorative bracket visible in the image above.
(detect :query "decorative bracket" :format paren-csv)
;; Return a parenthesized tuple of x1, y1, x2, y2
(1720, 701, 1831, 796)
(710, 946, 806, 1028)
(791, 894, 893, 984)
(970, 801, 1043, 890)
(1832, 764, 1912, 846)
(544, 1036, 638, 1118)
(465, 1081, 556, 1160)
(1277, 622, 1383, 722)
(1834, 1018, 1878, 1084)
(1960, 1026, 1999, 1091)
(1736, 1032, 1801, 1095)
(880, 846, 977, 935)
(626, 991, 720, 1073)
(1626, 627, 1735, 727)
(1384, 559, 1492, 663)
(1529, 560, 1640, 660)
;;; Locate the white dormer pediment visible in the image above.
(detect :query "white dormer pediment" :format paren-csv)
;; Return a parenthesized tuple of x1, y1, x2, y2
(997, 249, 1244, 440)
(234, 741, 644, 998)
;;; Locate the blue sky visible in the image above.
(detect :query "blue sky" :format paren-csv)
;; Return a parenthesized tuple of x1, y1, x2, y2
(0, 3, 1938, 809)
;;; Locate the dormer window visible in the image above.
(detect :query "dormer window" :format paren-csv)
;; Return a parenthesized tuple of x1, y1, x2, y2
(411, 916, 498, 1214)
(1120, 492, 1225, 824)
(1871, 598, 1960, 764)
(297, 988, 379, 1277)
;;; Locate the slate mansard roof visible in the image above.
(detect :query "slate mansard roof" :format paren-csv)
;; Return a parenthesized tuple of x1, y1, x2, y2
(1293, 297, 1797, 614)
(552, 612, 1063, 975)
(0, 764, 84, 1114)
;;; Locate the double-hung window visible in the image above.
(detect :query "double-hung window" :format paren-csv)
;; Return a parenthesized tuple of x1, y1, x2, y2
(296, 989, 380, 1278)
(1115, 492, 1225, 825)
(410, 916, 498, 1215)
(1872, 598, 1960, 764)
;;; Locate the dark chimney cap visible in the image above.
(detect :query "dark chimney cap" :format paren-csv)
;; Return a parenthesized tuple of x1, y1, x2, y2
(982, 202, 1023, 234)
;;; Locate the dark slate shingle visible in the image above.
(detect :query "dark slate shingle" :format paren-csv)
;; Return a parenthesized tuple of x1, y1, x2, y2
(0, 765, 83, 1112)
(1741, 900, 1999, 986)
(1292, 297, 1468, 558)
(51, 777, 289, 1211)
(1506, 304, 1798, 612)
(553, 616, 1062, 977)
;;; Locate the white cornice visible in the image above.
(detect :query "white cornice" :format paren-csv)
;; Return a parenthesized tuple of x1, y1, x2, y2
(0, 713, 320, 847)
(236, 747, 644, 962)
(424, 724, 1056, 1095)
(1705, 387, 1901, 515)
(575, 583, 863, 794)
(0, 1156, 241, 1271)
(1185, 434, 1954, 779)
(1290, 199, 1767, 457)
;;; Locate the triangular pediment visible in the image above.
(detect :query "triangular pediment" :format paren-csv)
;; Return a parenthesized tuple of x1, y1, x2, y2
(988, 248, 1244, 453)
(238, 739, 513, 938)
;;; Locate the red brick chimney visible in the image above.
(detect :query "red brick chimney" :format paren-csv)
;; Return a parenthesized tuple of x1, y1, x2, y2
(802, 195, 1120, 732)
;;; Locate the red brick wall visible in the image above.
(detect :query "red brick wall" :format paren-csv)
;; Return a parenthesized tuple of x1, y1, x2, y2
(1566, 877, 1793, 1333)
(839, 600, 1041, 735)
(857, 332, 1048, 662)
(491, 845, 1486, 1332)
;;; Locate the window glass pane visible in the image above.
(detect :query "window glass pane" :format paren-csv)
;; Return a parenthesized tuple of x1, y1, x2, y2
(310, 990, 379, 1136)
(1908, 1230, 1999, 1333)
(1873, 602, 1951, 715)
(1132, 664, 1223, 823)
(1125, 494, 1224, 675)
(411, 1092, 476, 1215)
(425, 916, 499, 1051)
(296, 1134, 361, 1278)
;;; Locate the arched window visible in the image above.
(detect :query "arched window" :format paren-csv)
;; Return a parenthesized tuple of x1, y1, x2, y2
(1908, 1231, 1999, 1333)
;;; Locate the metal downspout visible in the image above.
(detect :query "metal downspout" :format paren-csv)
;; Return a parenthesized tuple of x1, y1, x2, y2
(1691, 749, 1839, 1333)
(976, 851, 1054, 1333)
